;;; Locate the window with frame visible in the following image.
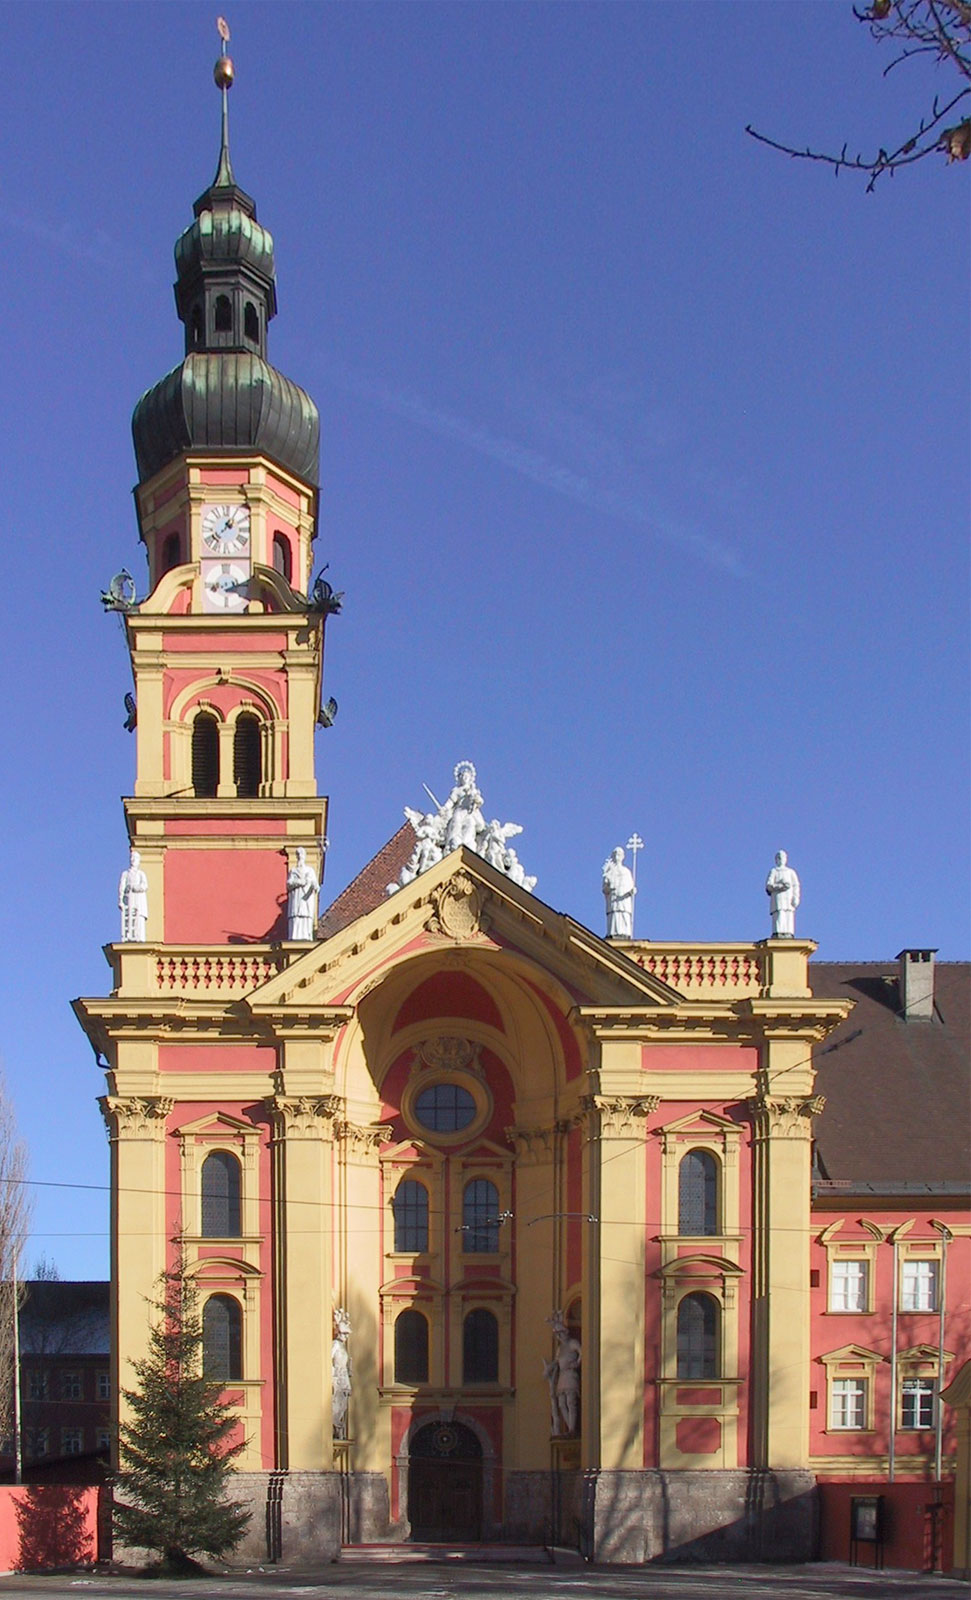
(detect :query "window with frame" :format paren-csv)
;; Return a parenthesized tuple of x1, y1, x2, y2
(901, 1377, 936, 1429)
(462, 1179, 500, 1253)
(830, 1376, 867, 1429)
(96, 1429, 111, 1452)
(61, 1428, 84, 1456)
(414, 1082, 477, 1133)
(97, 1370, 110, 1401)
(233, 713, 262, 798)
(676, 1292, 720, 1379)
(25, 1429, 48, 1458)
(463, 1308, 499, 1384)
(192, 712, 220, 798)
(201, 1150, 242, 1238)
(830, 1258, 869, 1313)
(202, 1294, 243, 1382)
(61, 1371, 82, 1400)
(392, 1178, 429, 1253)
(678, 1149, 718, 1235)
(393, 1308, 428, 1384)
(27, 1370, 47, 1401)
(901, 1259, 938, 1312)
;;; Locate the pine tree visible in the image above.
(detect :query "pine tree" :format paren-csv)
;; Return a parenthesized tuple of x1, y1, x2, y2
(113, 1253, 250, 1572)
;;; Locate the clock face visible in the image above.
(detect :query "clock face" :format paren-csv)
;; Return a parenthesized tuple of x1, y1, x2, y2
(201, 559, 249, 612)
(201, 502, 251, 557)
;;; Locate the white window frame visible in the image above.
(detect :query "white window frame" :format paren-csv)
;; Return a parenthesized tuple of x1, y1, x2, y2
(900, 1257, 938, 1312)
(61, 1370, 82, 1400)
(829, 1258, 869, 1313)
(901, 1377, 936, 1429)
(830, 1376, 867, 1430)
(61, 1427, 84, 1456)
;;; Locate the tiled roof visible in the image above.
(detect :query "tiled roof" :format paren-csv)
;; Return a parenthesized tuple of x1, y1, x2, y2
(20, 1281, 110, 1356)
(316, 822, 415, 941)
(810, 961, 970, 1192)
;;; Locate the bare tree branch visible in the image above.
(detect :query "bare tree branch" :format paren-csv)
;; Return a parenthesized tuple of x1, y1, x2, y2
(747, 1, 971, 190)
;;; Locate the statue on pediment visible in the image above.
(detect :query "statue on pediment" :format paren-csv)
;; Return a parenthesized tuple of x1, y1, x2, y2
(388, 761, 537, 896)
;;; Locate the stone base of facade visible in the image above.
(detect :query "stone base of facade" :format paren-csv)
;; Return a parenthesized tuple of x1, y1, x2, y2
(573, 1468, 818, 1564)
(113, 1472, 344, 1569)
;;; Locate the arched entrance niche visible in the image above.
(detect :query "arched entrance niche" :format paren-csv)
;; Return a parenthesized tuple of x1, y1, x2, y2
(399, 1415, 492, 1542)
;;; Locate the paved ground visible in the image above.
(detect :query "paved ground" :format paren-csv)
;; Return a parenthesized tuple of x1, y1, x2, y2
(0, 1563, 959, 1600)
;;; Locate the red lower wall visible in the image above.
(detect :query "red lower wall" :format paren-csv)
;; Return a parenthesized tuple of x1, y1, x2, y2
(0, 1483, 100, 1571)
(818, 1480, 954, 1573)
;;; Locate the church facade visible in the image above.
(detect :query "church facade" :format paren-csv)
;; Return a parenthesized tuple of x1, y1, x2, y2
(73, 66, 969, 1569)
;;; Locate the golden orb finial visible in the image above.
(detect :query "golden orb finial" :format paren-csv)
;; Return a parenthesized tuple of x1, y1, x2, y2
(214, 16, 233, 89)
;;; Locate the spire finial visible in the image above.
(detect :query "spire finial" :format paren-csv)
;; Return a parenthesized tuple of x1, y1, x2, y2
(212, 16, 235, 189)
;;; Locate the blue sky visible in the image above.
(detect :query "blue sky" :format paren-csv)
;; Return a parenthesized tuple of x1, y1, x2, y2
(0, 2, 967, 1277)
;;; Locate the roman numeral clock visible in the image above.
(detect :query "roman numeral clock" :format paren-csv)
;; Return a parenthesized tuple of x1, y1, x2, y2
(201, 502, 251, 612)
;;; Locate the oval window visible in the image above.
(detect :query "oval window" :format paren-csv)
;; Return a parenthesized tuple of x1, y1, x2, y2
(413, 1083, 477, 1133)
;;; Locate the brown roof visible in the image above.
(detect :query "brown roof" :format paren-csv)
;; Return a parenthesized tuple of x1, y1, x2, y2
(809, 960, 970, 1193)
(316, 822, 415, 941)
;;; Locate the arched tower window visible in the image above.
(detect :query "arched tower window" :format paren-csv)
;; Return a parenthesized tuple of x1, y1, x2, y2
(202, 1294, 242, 1381)
(272, 532, 292, 582)
(392, 1179, 428, 1253)
(678, 1149, 718, 1236)
(394, 1309, 428, 1384)
(191, 712, 219, 798)
(201, 1151, 241, 1238)
(214, 294, 232, 334)
(244, 301, 259, 343)
(676, 1292, 720, 1379)
(462, 1179, 500, 1253)
(160, 532, 181, 575)
(233, 713, 262, 798)
(462, 1308, 498, 1383)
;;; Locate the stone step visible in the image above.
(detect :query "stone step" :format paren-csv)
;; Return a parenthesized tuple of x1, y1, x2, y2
(341, 1543, 583, 1565)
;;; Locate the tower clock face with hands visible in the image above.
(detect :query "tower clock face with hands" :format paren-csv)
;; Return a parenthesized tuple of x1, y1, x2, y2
(201, 502, 251, 556)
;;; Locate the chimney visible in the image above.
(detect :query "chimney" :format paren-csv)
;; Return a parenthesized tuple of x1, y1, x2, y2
(896, 948, 938, 1021)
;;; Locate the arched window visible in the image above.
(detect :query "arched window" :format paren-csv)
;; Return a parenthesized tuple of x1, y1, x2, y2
(392, 1179, 428, 1253)
(190, 305, 203, 347)
(462, 1179, 500, 1253)
(272, 532, 292, 582)
(678, 1149, 718, 1236)
(191, 712, 219, 798)
(676, 1292, 719, 1379)
(394, 1309, 428, 1384)
(462, 1308, 498, 1383)
(214, 294, 232, 333)
(201, 1151, 241, 1238)
(244, 301, 259, 343)
(233, 713, 262, 798)
(160, 532, 181, 575)
(202, 1294, 242, 1382)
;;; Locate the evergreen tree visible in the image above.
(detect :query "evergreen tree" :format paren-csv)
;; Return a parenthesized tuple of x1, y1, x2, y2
(113, 1254, 250, 1572)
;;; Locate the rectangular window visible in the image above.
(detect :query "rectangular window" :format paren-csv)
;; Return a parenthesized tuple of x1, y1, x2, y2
(97, 1371, 110, 1401)
(61, 1428, 84, 1456)
(25, 1428, 49, 1458)
(27, 1370, 47, 1401)
(830, 1259, 868, 1312)
(830, 1377, 867, 1430)
(61, 1371, 82, 1400)
(901, 1259, 938, 1312)
(902, 1378, 936, 1429)
(96, 1429, 111, 1452)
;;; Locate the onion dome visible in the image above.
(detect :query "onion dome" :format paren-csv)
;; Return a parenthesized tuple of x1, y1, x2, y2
(132, 51, 319, 486)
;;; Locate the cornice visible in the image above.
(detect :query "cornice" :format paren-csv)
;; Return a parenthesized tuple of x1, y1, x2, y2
(573, 998, 853, 1043)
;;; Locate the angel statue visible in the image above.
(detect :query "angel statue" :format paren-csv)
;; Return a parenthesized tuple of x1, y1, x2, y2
(481, 817, 523, 870)
(400, 808, 447, 884)
(503, 848, 537, 893)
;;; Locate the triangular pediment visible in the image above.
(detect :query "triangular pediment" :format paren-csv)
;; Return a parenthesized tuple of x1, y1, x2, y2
(175, 1111, 261, 1140)
(247, 845, 681, 1017)
(819, 1344, 885, 1365)
(656, 1110, 742, 1139)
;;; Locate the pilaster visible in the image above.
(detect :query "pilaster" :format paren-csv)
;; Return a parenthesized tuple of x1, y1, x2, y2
(338, 1115, 393, 1476)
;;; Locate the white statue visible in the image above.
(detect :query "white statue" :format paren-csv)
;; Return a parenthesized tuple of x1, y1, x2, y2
(400, 808, 446, 884)
(331, 1307, 352, 1440)
(387, 762, 537, 895)
(545, 1310, 581, 1437)
(442, 760, 486, 853)
(602, 847, 635, 938)
(766, 849, 800, 938)
(286, 847, 320, 940)
(481, 817, 523, 870)
(118, 848, 149, 942)
(503, 848, 537, 893)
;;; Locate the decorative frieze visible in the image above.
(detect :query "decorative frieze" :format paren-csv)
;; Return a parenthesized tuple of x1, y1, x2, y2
(99, 1095, 174, 1139)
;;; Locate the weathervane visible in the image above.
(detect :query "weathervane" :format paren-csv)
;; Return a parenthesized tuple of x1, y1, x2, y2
(212, 16, 235, 185)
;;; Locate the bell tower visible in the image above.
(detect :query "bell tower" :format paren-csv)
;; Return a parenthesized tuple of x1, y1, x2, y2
(118, 34, 337, 943)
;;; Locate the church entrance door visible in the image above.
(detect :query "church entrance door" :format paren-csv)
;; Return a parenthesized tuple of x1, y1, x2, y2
(407, 1421, 483, 1542)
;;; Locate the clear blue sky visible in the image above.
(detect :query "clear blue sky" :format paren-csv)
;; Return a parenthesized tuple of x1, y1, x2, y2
(0, 2, 967, 1278)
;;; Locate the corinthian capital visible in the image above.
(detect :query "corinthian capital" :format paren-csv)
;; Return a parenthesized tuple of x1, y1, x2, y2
(581, 1094, 660, 1138)
(270, 1094, 343, 1139)
(749, 1092, 825, 1138)
(99, 1095, 174, 1139)
(338, 1121, 394, 1160)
